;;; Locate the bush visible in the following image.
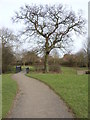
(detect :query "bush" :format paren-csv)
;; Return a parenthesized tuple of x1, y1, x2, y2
(49, 65, 61, 73)
(34, 64, 44, 72)
(34, 64, 61, 73)
(3, 66, 16, 73)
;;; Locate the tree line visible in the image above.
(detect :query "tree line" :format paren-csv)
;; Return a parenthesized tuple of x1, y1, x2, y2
(0, 26, 88, 73)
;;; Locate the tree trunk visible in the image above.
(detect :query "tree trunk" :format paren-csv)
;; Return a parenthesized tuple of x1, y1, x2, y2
(44, 37, 49, 73)
(44, 52, 49, 73)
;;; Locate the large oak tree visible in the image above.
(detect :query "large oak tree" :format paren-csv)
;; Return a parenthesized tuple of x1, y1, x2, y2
(13, 4, 86, 72)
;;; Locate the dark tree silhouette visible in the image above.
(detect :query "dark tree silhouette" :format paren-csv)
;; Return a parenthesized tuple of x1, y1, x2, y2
(0, 28, 17, 73)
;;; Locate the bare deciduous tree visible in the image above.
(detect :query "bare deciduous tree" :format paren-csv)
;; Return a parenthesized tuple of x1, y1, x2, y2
(0, 28, 17, 73)
(22, 50, 39, 66)
(82, 38, 89, 67)
(13, 4, 86, 72)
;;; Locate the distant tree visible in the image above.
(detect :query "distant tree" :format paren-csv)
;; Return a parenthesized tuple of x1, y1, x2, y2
(22, 50, 39, 65)
(50, 49, 60, 65)
(75, 50, 88, 67)
(88, 37, 90, 68)
(83, 39, 88, 54)
(61, 54, 76, 67)
(2, 45, 15, 73)
(13, 4, 86, 72)
(0, 28, 17, 73)
(0, 43, 2, 73)
(82, 38, 88, 67)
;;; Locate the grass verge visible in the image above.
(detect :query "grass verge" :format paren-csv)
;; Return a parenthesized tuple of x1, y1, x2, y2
(2, 74, 18, 118)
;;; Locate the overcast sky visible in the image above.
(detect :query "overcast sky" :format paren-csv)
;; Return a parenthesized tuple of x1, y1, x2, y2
(0, 0, 89, 55)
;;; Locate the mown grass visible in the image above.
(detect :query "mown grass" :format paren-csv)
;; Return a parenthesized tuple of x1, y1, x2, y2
(2, 74, 18, 118)
(0, 75, 2, 119)
(22, 65, 35, 72)
(27, 67, 88, 118)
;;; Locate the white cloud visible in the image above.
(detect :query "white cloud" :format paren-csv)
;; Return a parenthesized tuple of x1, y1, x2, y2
(0, 0, 89, 53)
(0, 0, 88, 27)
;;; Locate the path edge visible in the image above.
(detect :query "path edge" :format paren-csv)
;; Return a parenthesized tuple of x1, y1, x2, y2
(26, 74, 75, 118)
(5, 74, 20, 118)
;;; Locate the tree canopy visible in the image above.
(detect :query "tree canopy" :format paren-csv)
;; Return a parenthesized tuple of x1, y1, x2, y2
(13, 4, 86, 72)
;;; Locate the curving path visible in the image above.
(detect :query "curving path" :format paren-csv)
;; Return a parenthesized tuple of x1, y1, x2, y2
(8, 72, 74, 118)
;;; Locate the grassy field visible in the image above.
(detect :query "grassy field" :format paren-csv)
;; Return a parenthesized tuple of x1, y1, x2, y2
(0, 75, 2, 119)
(27, 67, 88, 118)
(2, 74, 18, 118)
